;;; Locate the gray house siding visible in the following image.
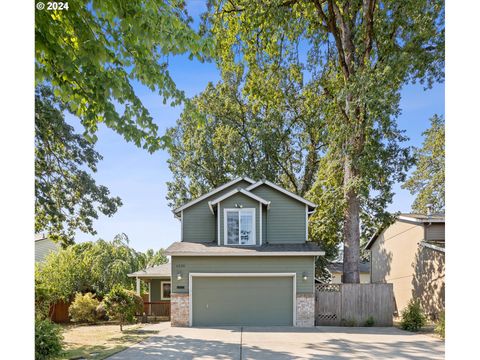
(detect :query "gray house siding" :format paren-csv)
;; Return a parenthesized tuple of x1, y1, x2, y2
(182, 180, 251, 242)
(219, 193, 261, 245)
(35, 238, 60, 263)
(149, 278, 171, 302)
(250, 184, 307, 244)
(425, 223, 445, 241)
(171, 256, 315, 294)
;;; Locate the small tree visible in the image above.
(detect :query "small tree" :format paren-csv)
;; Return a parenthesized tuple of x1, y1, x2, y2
(435, 311, 445, 338)
(400, 299, 426, 332)
(103, 285, 143, 331)
(69, 293, 100, 323)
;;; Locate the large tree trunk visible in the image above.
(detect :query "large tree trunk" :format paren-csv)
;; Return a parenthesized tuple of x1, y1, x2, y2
(342, 154, 361, 283)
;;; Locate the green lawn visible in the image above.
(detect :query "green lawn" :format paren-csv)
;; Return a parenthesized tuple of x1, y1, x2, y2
(58, 323, 158, 359)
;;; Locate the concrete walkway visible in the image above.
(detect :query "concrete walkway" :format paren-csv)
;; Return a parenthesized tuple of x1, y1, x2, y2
(108, 323, 444, 360)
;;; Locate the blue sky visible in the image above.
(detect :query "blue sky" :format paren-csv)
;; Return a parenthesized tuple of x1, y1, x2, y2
(66, 2, 445, 252)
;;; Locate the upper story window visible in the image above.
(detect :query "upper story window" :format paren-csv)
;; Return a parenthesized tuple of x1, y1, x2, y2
(224, 208, 255, 245)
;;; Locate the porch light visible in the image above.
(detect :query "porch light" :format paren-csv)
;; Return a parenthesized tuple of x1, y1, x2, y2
(302, 272, 308, 281)
(177, 272, 183, 281)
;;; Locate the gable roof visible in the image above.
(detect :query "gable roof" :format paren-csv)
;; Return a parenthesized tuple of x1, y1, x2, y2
(208, 188, 270, 214)
(246, 180, 317, 208)
(364, 213, 446, 250)
(127, 262, 171, 278)
(173, 177, 255, 214)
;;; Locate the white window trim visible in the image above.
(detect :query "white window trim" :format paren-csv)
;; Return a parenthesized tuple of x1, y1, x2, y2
(189, 272, 297, 327)
(217, 202, 221, 245)
(160, 280, 171, 300)
(223, 208, 256, 246)
(259, 201, 262, 245)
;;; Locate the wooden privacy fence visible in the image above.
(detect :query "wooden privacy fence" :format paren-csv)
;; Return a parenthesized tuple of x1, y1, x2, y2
(315, 283, 394, 326)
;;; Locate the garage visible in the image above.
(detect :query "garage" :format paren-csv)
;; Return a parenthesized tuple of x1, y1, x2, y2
(191, 275, 294, 326)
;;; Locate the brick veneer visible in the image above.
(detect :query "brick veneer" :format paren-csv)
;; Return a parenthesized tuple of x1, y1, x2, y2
(171, 293, 190, 326)
(296, 293, 315, 327)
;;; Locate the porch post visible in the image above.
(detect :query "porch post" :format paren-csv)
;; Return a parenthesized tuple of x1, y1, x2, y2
(136, 277, 141, 296)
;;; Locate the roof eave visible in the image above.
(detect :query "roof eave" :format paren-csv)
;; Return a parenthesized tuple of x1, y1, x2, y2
(165, 251, 325, 257)
(246, 180, 317, 208)
(173, 177, 256, 214)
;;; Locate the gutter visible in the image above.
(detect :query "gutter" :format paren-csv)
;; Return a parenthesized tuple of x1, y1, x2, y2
(419, 241, 445, 253)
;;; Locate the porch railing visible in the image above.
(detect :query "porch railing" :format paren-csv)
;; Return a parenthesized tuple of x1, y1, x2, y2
(142, 301, 170, 319)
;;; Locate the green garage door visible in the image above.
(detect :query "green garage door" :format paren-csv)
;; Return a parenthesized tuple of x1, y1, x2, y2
(192, 276, 293, 326)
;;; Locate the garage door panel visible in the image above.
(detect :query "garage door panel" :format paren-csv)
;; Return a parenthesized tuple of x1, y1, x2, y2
(192, 276, 293, 326)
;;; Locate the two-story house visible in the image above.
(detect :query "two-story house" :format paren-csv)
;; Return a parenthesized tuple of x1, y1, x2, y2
(164, 177, 324, 327)
(365, 213, 445, 319)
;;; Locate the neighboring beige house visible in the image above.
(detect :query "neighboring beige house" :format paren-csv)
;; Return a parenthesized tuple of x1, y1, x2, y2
(327, 262, 370, 284)
(365, 214, 445, 319)
(35, 233, 60, 263)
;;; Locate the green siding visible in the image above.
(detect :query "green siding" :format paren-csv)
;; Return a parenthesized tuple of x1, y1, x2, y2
(182, 180, 251, 242)
(192, 276, 293, 326)
(172, 256, 315, 294)
(149, 278, 171, 302)
(251, 185, 307, 244)
(219, 193, 260, 245)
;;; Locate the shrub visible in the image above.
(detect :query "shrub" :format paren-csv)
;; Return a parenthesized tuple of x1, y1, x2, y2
(103, 285, 143, 331)
(364, 316, 375, 327)
(400, 299, 426, 331)
(35, 318, 63, 360)
(435, 311, 445, 338)
(96, 303, 108, 321)
(340, 318, 357, 327)
(69, 292, 100, 323)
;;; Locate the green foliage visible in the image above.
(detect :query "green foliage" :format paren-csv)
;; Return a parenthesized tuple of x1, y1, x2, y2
(36, 0, 209, 152)
(340, 318, 357, 327)
(35, 233, 167, 309)
(68, 293, 100, 323)
(364, 316, 375, 327)
(403, 115, 445, 214)
(400, 299, 426, 332)
(35, 318, 64, 360)
(103, 285, 143, 331)
(143, 248, 169, 269)
(166, 75, 322, 209)
(35, 85, 122, 246)
(35, 246, 87, 304)
(435, 311, 445, 338)
(202, 0, 444, 282)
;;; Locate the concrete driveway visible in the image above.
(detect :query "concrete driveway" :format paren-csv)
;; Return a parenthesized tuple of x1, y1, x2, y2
(108, 323, 444, 360)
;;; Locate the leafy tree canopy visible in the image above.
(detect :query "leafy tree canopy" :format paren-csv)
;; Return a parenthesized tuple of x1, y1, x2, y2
(166, 70, 323, 208)
(35, 85, 122, 246)
(201, 0, 444, 283)
(403, 115, 445, 214)
(35, 233, 167, 304)
(36, 0, 210, 152)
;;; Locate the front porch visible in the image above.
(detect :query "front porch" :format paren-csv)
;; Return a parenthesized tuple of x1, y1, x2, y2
(128, 263, 172, 320)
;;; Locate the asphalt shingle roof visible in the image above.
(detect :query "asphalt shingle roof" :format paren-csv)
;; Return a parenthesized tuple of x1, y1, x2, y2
(128, 263, 171, 277)
(327, 262, 370, 273)
(165, 241, 324, 256)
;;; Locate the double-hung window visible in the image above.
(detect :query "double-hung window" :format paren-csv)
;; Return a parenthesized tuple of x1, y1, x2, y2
(224, 208, 255, 245)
